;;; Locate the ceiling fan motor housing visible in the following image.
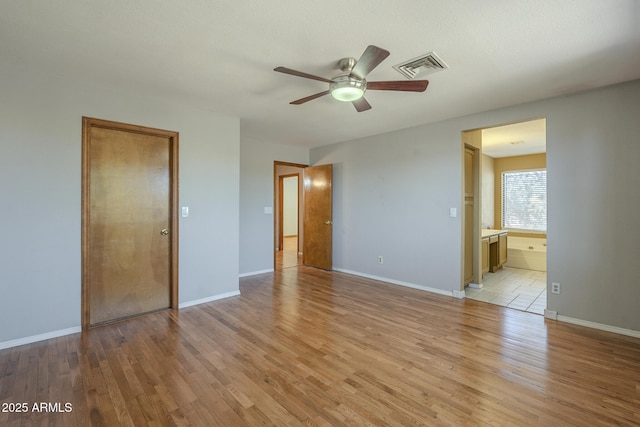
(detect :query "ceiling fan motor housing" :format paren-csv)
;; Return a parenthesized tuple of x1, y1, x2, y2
(337, 57, 357, 73)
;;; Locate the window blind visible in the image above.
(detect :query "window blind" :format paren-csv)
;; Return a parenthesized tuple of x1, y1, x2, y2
(502, 170, 547, 232)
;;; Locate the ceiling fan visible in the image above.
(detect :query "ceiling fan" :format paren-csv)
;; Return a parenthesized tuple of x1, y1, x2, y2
(274, 45, 429, 112)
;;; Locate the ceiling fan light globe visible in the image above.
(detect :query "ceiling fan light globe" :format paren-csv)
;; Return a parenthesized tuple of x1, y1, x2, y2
(331, 87, 364, 102)
(330, 77, 366, 102)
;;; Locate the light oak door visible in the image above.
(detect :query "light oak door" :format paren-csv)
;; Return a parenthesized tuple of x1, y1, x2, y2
(463, 147, 475, 285)
(82, 117, 179, 328)
(303, 164, 332, 270)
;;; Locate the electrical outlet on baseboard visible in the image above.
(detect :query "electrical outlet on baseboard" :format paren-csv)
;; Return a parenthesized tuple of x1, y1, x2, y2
(377, 256, 383, 264)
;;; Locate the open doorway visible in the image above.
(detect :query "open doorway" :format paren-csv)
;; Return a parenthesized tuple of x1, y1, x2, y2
(274, 162, 306, 270)
(463, 118, 548, 315)
(273, 161, 334, 272)
(279, 173, 302, 269)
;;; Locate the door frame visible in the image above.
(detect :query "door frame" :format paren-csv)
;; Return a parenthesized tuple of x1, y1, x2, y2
(461, 130, 482, 290)
(273, 161, 307, 271)
(81, 117, 179, 329)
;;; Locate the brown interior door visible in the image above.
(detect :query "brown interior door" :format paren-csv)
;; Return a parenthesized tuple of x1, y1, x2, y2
(464, 200, 474, 284)
(82, 118, 178, 327)
(303, 164, 333, 270)
(463, 147, 475, 285)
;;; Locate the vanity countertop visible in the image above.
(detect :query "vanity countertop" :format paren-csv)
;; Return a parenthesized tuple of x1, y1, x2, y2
(482, 229, 508, 238)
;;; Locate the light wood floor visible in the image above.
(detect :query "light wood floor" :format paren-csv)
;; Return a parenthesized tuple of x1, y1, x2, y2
(2, 267, 639, 426)
(276, 236, 302, 270)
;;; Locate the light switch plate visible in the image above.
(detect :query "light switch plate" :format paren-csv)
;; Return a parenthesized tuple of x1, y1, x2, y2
(264, 206, 273, 214)
(181, 206, 189, 217)
(449, 207, 457, 218)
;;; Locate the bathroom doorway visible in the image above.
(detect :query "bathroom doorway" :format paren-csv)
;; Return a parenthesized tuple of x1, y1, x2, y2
(464, 118, 548, 314)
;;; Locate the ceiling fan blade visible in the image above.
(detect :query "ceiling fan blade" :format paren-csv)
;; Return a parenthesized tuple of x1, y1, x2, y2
(351, 45, 390, 80)
(274, 67, 332, 83)
(352, 97, 372, 112)
(290, 90, 331, 105)
(367, 80, 429, 92)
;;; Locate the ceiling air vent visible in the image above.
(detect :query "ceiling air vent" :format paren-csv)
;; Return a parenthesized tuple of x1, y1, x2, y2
(393, 52, 448, 79)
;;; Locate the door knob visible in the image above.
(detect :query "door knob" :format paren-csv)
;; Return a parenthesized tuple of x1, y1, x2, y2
(325, 220, 333, 225)
(160, 228, 169, 235)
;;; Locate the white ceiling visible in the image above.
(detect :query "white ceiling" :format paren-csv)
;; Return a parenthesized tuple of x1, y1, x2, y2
(482, 118, 546, 158)
(2, 1, 639, 148)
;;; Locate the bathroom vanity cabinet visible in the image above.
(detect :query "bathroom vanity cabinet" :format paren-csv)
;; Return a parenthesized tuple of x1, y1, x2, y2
(481, 238, 490, 274)
(482, 230, 508, 274)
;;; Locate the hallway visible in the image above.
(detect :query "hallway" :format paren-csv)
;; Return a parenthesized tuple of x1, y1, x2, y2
(275, 235, 302, 270)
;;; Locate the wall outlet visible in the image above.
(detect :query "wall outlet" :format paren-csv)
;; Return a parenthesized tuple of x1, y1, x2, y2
(551, 282, 560, 294)
(377, 256, 383, 264)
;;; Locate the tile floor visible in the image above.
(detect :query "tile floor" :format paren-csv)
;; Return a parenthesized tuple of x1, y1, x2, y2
(465, 267, 547, 315)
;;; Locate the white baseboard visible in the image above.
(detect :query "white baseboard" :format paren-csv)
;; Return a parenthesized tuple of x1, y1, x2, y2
(0, 290, 242, 350)
(0, 326, 82, 351)
(334, 268, 464, 299)
(468, 282, 483, 289)
(452, 289, 466, 299)
(179, 290, 241, 309)
(239, 269, 274, 278)
(556, 315, 640, 339)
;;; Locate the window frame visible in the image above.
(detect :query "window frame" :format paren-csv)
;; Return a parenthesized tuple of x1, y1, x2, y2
(501, 168, 547, 234)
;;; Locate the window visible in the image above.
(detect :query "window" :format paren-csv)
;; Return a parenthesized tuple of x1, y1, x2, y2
(502, 169, 547, 232)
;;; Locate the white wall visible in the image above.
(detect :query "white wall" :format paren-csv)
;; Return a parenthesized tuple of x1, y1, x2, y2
(283, 177, 299, 236)
(546, 81, 640, 331)
(310, 80, 640, 332)
(311, 124, 464, 293)
(0, 61, 240, 345)
(239, 138, 308, 275)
